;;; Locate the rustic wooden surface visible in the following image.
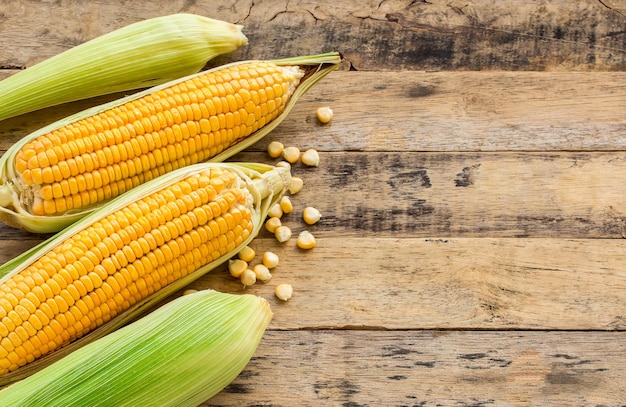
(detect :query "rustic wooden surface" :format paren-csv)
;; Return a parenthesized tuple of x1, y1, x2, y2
(1, 0, 625, 405)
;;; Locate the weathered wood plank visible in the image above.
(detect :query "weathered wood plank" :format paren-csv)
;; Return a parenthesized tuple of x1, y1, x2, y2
(1, 71, 624, 152)
(2, 236, 624, 331)
(1, 151, 626, 241)
(203, 330, 626, 406)
(186, 237, 626, 331)
(234, 151, 626, 239)
(0, 1, 624, 71)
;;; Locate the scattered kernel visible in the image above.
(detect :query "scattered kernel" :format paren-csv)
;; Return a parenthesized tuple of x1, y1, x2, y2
(288, 177, 304, 194)
(238, 246, 256, 262)
(182, 289, 198, 296)
(282, 146, 301, 164)
(229, 259, 248, 278)
(268, 203, 283, 219)
(265, 217, 282, 233)
(316, 106, 333, 124)
(303, 207, 322, 225)
(296, 230, 317, 249)
(274, 225, 292, 243)
(240, 268, 257, 287)
(275, 160, 291, 169)
(262, 251, 280, 269)
(253, 264, 272, 282)
(279, 196, 293, 214)
(274, 284, 293, 301)
(301, 149, 320, 167)
(267, 141, 285, 158)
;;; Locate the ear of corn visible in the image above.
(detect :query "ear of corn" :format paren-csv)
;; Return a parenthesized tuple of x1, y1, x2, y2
(0, 162, 289, 385)
(0, 289, 272, 406)
(0, 13, 247, 122)
(0, 52, 340, 233)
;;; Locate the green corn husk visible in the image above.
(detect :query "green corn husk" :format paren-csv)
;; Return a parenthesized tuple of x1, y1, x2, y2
(0, 290, 272, 406)
(0, 162, 289, 386)
(0, 13, 248, 123)
(0, 52, 340, 233)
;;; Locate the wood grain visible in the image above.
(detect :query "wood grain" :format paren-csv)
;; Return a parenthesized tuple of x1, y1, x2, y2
(1, 71, 625, 152)
(0, 1, 624, 71)
(203, 330, 626, 406)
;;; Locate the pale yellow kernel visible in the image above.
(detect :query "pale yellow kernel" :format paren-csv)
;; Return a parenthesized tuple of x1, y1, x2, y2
(240, 268, 256, 287)
(262, 251, 279, 269)
(253, 264, 272, 282)
(267, 141, 284, 158)
(279, 196, 293, 214)
(288, 177, 304, 194)
(228, 259, 248, 278)
(237, 246, 255, 262)
(275, 161, 291, 170)
(274, 225, 292, 243)
(264, 217, 282, 233)
(301, 149, 320, 167)
(282, 146, 300, 164)
(316, 106, 333, 124)
(182, 289, 198, 296)
(267, 203, 283, 219)
(274, 284, 293, 301)
(296, 230, 317, 249)
(303, 206, 322, 225)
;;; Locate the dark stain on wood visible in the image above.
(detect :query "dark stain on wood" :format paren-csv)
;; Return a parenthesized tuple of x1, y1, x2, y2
(455, 164, 481, 187)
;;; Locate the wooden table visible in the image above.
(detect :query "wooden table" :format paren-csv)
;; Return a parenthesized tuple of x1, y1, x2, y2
(1, 1, 625, 405)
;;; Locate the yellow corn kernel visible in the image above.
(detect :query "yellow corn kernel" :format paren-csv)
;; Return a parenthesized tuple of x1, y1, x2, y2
(301, 149, 320, 167)
(303, 206, 322, 225)
(296, 230, 316, 249)
(267, 203, 283, 219)
(264, 217, 282, 233)
(228, 259, 248, 278)
(316, 106, 333, 123)
(253, 264, 272, 283)
(240, 269, 256, 287)
(274, 284, 293, 301)
(279, 196, 293, 214)
(282, 146, 300, 164)
(288, 177, 303, 194)
(274, 225, 292, 243)
(262, 251, 279, 269)
(275, 161, 291, 170)
(237, 246, 256, 262)
(267, 141, 284, 158)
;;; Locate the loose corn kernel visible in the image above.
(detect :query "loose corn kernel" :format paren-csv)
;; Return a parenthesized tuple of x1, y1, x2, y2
(240, 269, 256, 287)
(282, 146, 300, 164)
(296, 230, 316, 249)
(301, 149, 320, 167)
(237, 246, 256, 262)
(267, 141, 284, 158)
(288, 177, 303, 194)
(274, 225, 292, 243)
(279, 196, 293, 214)
(253, 264, 272, 282)
(267, 203, 283, 219)
(274, 284, 293, 301)
(316, 106, 333, 123)
(303, 206, 322, 225)
(182, 289, 199, 296)
(228, 259, 248, 278)
(262, 251, 279, 269)
(265, 217, 282, 233)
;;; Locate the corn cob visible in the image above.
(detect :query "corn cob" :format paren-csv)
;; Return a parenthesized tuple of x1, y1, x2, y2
(0, 290, 272, 406)
(0, 52, 340, 233)
(0, 162, 290, 385)
(0, 13, 248, 122)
